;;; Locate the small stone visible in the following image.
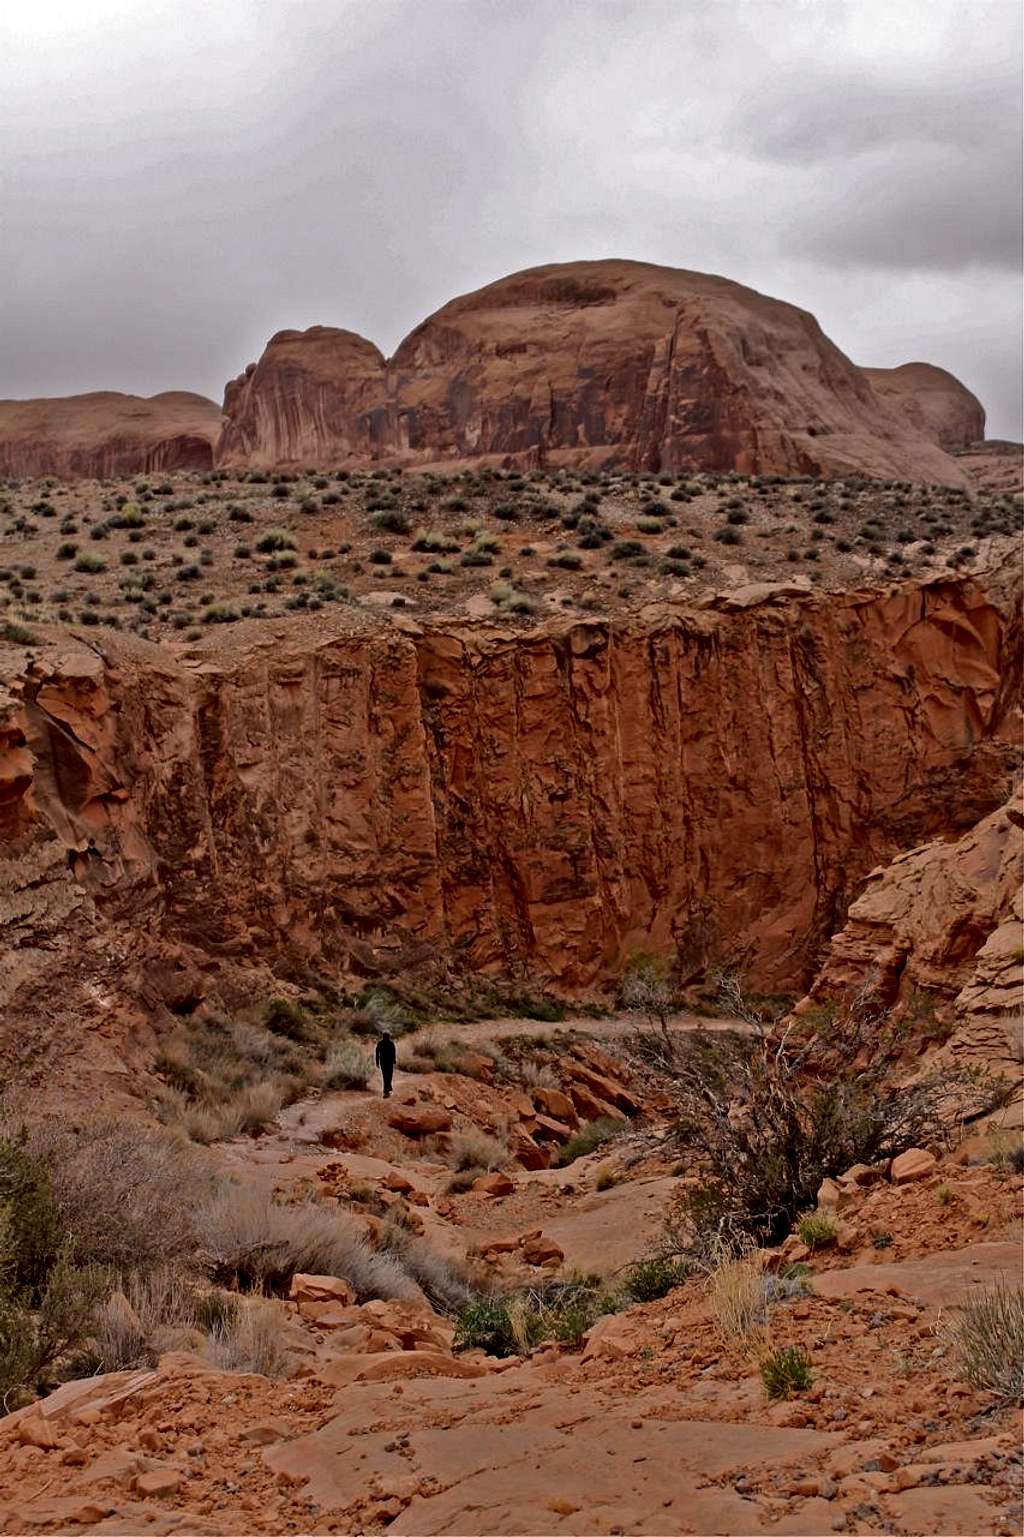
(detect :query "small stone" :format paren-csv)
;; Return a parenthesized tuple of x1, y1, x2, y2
(16, 1417, 59, 1451)
(135, 1469, 182, 1498)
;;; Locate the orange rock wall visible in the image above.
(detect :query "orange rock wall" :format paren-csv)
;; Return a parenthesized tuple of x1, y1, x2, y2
(1, 579, 1017, 1031)
(0, 392, 221, 479)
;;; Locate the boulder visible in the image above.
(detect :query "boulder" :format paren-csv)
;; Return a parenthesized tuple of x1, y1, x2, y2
(531, 1087, 578, 1125)
(572, 1064, 641, 1115)
(473, 1172, 515, 1197)
(890, 1148, 938, 1185)
(531, 1114, 573, 1145)
(581, 1313, 643, 1363)
(569, 1084, 626, 1123)
(513, 1131, 552, 1170)
(838, 1162, 886, 1188)
(816, 1177, 849, 1211)
(388, 1104, 452, 1137)
(288, 1273, 356, 1307)
(520, 1232, 564, 1268)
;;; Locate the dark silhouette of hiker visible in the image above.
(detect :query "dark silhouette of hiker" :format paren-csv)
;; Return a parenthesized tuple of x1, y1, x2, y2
(375, 1030, 396, 1098)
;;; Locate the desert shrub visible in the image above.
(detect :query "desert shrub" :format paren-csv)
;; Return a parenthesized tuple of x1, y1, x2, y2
(796, 1211, 837, 1250)
(558, 1118, 621, 1166)
(949, 1285, 1024, 1404)
(623, 1255, 691, 1303)
(194, 1183, 417, 1299)
(255, 529, 295, 554)
(760, 1344, 812, 1399)
(619, 953, 672, 1031)
(377, 1231, 472, 1314)
(20, 1120, 205, 1275)
(0, 1255, 107, 1410)
(455, 1295, 520, 1356)
(448, 1128, 508, 1173)
(74, 552, 106, 573)
(372, 508, 410, 534)
(872, 1230, 893, 1249)
(264, 996, 317, 1043)
(73, 1267, 198, 1374)
(663, 979, 1006, 1249)
(204, 1298, 290, 1378)
(594, 1165, 616, 1191)
(0, 1139, 61, 1296)
(322, 1038, 371, 1090)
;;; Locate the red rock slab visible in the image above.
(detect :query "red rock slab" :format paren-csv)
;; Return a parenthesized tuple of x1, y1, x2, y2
(878, 1484, 1004, 1535)
(265, 1384, 838, 1534)
(813, 1241, 1022, 1308)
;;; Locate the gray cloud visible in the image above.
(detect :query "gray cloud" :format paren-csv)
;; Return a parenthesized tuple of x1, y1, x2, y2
(1, 0, 1020, 438)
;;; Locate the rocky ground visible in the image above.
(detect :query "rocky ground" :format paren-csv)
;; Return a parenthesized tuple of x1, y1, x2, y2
(0, 1008, 1021, 1537)
(0, 464, 1019, 645)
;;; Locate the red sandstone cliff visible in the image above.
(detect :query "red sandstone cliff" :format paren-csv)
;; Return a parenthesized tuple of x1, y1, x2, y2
(0, 391, 221, 479)
(217, 261, 969, 483)
(1, 571, 1018, 1099)
(862, 362, 986, 452)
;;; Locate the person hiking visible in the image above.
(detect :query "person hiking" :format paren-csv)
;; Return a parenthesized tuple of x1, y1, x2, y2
(374, 1029, 397, 1098)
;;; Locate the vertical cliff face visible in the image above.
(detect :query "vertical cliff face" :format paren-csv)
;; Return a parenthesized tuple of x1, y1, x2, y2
(214, 261, 969, 483)
(1, 576, 1017, 1073)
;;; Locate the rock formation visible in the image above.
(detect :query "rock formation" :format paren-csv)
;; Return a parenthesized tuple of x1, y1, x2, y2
(862, 362, 986, 452)
(0, 391, 221, 479)
(217, 260, 969, 483)
(808, 790, 1023, 1073)
(1, 570, 1018, 1104)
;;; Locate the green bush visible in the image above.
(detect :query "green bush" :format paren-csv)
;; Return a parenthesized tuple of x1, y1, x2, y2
(796, 1211, 837, 1250)
(557, 1117, 621, 1166)
(623, 1256, 692, 1302)
(0, 1139, 61, 1296)
(0, 1255, 106, 1410)
(454, 1296, 520, 1357)
(760, 1344, 812, 1400)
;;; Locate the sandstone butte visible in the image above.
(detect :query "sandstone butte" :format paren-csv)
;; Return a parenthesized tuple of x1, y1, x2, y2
(1, 262, 1009, 484)
(216, 260, 981, 483)
(1, 564, 1019, 1106)
(861, 362, 986, 452)
(0, 390, 222, 479)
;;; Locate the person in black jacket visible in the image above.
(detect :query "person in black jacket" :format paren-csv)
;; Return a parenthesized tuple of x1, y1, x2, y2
(374, 1030, 397, 1098)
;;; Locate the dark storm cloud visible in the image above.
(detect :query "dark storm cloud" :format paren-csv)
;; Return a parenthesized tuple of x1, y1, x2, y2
(1, 0, 1021, 437)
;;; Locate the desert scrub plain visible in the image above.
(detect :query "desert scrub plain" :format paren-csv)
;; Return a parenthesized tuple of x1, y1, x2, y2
(0, 462, 1020, 642)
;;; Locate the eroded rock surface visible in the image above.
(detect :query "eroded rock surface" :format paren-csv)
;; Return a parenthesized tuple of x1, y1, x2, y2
(218, 260, 970, 482)
(0, 392, 221, 478)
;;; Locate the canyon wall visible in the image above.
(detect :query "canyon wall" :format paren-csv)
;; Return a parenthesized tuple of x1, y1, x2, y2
(217, 261, 969, 483)
(1, 575, 1018, 1097)
(0, 391, 221, 479)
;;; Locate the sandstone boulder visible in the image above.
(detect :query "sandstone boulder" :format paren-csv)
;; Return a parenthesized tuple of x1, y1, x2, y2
(531, 1087, 578, 1125)
(890, 1148, 938, 1185)
(388, 1104, 452, 1137)
(473, 1172, 515, 1197)
(520, 1232, 564, 1268)
(288, 1273, 356, 1307)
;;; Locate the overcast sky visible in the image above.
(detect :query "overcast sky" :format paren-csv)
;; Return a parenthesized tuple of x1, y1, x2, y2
(2, 0, 1021, 437)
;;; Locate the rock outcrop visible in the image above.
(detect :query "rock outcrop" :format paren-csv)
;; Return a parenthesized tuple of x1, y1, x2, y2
(1, 571, 1017, 1102)
(0, 391, 221, 478)
(862, 362, 986, 452)
(218, 260, 969, 483)
(808, 790, 1023, 1070)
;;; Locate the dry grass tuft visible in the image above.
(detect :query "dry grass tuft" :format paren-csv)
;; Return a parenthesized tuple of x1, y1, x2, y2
(949, 1285, 1024, 1404)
